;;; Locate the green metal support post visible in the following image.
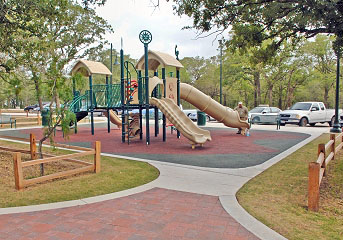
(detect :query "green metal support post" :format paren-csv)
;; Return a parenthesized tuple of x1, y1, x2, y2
(138, 70, 143, 140)
(106, 75, 110, 133)
(162, 68, 166, 141)
(219, 40, 223, 105)
(72, 78, 76, 97)
(120, 47, 125, 142)
(154, 71, 159, 137)
(75, 116, 78, 134)
(176, 69, 181, 139)
(89, 75, 94, 135)
(139, 30, 152, 145)
(144, 43, 150, 145)
(110, 43, 113, 85)
(72, 77, 77, 134)
(175, 45, 181, 138)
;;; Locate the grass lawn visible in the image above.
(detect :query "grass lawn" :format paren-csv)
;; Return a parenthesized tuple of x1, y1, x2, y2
(0, 139, 159, 208)
(237, 134, 343, 240)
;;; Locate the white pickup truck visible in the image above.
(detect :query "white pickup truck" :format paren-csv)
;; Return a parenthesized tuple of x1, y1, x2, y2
(279, 102, 337, 127)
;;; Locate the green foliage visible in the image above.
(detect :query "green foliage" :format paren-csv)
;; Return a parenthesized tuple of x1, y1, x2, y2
(178, 35, 338, 110)
(179, 56, 222, 107)
(170, 0, 343, 48)
(0, 0, 112, 158)
(168, 0, 343, 108)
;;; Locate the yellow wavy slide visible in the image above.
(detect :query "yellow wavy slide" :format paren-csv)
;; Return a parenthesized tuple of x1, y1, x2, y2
(104, 110, 122, 129)
(150, 97, 211, 148)
(180, 83, 250, 130)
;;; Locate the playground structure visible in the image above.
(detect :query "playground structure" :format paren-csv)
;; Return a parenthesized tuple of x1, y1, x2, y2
(69, 30, 249, 148)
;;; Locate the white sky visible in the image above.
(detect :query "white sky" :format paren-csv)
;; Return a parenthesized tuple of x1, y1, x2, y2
(95, 0, 224, 59)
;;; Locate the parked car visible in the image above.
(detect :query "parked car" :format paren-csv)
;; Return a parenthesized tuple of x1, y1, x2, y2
(24, 104, 39, 112)
(183, 109, 197, 119)
(188, 111, 211, 122)
(248, 106, 281, 124)
(130, 108, 163, 119)
(33, 103, 63, 112)
(279, 102, 337, 127)
(188, 107, 232, 122)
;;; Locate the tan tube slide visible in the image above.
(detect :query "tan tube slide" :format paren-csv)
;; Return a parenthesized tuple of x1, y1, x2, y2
(150, 97, 211, 148)
(104, 110, 122, 129)
(180, 83, 250, 130)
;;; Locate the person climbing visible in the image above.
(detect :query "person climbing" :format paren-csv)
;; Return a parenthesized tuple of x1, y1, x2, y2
(234, 101, 248, 134)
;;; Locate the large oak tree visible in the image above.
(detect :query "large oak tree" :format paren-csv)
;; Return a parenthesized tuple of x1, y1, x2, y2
(167, 0, 343, 51)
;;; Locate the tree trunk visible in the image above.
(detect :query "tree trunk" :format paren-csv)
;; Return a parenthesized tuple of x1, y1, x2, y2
(323, 87, 329, 107)
(253, 71, 261, 107)
(268, 84, 273, 106)
(244, 90, 248, 107)
(278, 85, 283, 109)
(286, 87, 295, 108)
(32, 73, 43, 111)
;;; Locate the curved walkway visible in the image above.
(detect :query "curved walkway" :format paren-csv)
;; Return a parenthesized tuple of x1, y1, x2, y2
(0, 123, 329, 239)
(0, 188, 257, 240)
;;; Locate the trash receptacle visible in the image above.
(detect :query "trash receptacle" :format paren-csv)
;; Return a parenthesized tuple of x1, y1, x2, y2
(197, 110, 206, 126)
(41, 109, 49, 126)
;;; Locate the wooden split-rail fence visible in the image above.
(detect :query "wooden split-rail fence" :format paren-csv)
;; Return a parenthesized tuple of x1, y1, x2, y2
(308, 132, 343, 211)
(0, 133, 100, 190)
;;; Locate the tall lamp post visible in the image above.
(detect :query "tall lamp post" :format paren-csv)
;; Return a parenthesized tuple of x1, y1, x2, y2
(110, 43, 120, 84)
(331, 46, 342, 133)
(219, 39, 223, 105)
(113, 54, 119, 82)
(110, 43, 113, 84)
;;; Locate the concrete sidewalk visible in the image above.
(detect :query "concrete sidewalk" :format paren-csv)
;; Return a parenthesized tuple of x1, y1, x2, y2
(0, 123, 330, 239)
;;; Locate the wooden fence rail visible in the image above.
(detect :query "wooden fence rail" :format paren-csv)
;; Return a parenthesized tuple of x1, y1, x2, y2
(308, 132, 343, 211)
(13, 141, 100, 190)
(0, 109, 41, 127)
(0, 133, 101, 190)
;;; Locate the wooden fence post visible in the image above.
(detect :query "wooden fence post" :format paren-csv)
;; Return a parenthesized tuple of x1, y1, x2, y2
(37, 112, 41, 125)
(30, 133, 37, 160)
(318, 143, 326, 176)
(308, 162, 320, 211)
(94, 141, 101, 173)
(13, 152, 24, 190)
(330, 134, 335, 160)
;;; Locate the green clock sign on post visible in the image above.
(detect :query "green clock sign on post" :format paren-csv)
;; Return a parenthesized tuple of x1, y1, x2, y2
(139, 30, 152, 44)
(139, 30, 152, 144)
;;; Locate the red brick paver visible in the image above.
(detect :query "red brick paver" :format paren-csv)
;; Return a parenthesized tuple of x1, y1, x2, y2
(0, 188, 259, 240)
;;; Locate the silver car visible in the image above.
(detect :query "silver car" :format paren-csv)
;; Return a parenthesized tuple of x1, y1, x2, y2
(188, 112, 211, 122)
(249, 106, 281, 124)
(188, 107, 232, 122)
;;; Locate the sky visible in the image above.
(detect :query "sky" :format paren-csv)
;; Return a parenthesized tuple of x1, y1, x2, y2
(94, 0, 225, 60)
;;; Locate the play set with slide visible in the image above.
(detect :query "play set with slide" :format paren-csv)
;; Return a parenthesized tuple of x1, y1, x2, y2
(69, 30, 249, 149)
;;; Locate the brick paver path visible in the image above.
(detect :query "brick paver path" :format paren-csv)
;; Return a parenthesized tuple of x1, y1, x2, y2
(0, 188, 259, 240)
